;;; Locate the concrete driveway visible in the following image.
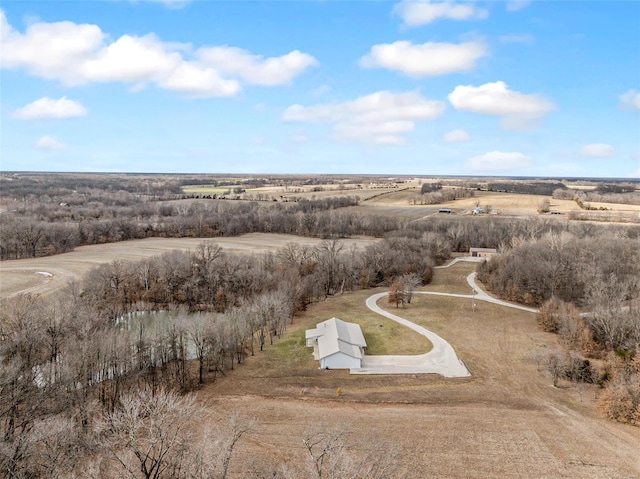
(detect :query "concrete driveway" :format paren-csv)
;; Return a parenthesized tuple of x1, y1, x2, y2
(350, 266, 538, 378)
(350, 292, 471, 378)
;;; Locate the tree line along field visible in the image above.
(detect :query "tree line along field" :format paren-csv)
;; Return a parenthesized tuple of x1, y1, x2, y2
(0, 234, 380, 298)
(0, 172, 639, 478)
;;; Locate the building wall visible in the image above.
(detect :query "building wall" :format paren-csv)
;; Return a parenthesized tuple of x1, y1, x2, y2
(320, 352, 361, 370)
(470, 249, 497, 258)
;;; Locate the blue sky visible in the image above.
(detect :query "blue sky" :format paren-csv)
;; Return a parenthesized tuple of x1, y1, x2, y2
(1, 0, 639, 177)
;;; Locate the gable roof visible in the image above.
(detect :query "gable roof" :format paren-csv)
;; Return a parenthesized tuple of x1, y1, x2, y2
(306, 317, 366, 360)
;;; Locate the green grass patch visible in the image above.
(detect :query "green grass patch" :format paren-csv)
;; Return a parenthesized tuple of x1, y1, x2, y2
(427, 262, 479, 294)
(260, 329, 317, 373)
(296, 289, 432, 356)
(250, 263, 492, 373)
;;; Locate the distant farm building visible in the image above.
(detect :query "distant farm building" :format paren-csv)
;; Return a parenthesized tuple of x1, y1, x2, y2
(305, 317, 367, 369)
(470, 247, 498, 258)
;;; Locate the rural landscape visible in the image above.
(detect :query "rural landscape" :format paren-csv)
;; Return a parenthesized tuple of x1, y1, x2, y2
(2, 0, 639, 476)
(1, 172, 639, 478)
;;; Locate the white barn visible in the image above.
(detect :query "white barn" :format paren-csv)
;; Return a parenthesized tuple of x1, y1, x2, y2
(305, 317, 367, 369)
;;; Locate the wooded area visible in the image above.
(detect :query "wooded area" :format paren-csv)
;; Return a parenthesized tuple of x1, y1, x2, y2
(1, 173, 639, 477)
(478, 233, 640, 424)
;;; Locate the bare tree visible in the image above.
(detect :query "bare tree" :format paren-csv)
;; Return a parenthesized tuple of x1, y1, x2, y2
(543, 349, 565, 387)
(537, 198, 551, 214)
(97, 388, 200, 479)
(97, 388, 254, 479)
(183, 312, 216, 385)
(402, 273, 422, 304)
(288, 425, 398, 479)
(315, 239, 345, 296)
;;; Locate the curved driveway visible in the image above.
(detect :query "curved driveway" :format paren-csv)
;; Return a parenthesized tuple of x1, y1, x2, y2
(352, 265, 538, 378)
(465, 273, 539, 313)
(351, 293, 471, 378)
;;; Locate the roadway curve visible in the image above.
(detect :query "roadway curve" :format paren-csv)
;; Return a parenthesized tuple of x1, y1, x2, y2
(351, 293, 471, 378)
(352, 266, 539, 378)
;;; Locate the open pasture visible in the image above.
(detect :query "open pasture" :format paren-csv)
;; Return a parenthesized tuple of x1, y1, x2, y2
(345, 188, 640, 221)
(199, 262, 640, 478)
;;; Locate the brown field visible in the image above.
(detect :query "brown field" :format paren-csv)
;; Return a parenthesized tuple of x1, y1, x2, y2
(199, 263, 640, 478)
(0, 233, 379, 298)
(343, 189, 640, 222)
(2, 223, 639, 476)
(175, 186, 640, 224)
(275, 186, 403, 201)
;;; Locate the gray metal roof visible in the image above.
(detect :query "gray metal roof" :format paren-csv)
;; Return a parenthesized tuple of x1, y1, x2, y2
(306, 317, 366, 360)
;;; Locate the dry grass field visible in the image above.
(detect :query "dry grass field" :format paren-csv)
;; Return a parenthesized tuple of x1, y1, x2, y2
(182, 181, 408, 201)
(0, 233, 379, 298)
(343, 188, 640, 222)
(2, 226, 639, 477)
(198, 263, 640, 478)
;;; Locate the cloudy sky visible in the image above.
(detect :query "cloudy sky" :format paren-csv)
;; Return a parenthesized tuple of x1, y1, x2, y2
(1, 0, 639, 177)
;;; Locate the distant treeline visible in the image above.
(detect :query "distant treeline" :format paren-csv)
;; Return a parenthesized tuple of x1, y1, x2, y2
(0, 173, 183, 198)
(595, 183, 637, 194)
(487, 181, 567, 196)
(553, 187, 640, 206)
(4, 193, 640, 260)
(410, 187, 474, 205)
(0, 197, 365, 260)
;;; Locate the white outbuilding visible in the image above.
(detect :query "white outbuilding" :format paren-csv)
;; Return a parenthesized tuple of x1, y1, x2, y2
(305, 317, 367, 370)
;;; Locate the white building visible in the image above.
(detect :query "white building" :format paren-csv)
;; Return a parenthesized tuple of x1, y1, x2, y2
(305, 317, 367, 369)
(469, 247, 498, 258)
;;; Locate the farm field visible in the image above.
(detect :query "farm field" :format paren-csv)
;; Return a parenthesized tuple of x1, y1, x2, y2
(0, 233, 379, 298)
(345, 188, 640, 221)
(199, 263, 640, 478)
(1, 173, 639, 478)
(182, 182, 406, 201)
(169, 180, 639, 223)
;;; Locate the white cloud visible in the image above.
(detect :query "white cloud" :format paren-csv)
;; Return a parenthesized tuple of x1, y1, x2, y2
(35, 135, 67, 150)
(0, 11, 106, 83)
(448, 81, 556, 130)
(12, 96, 87, 119)
(360, 40, 487, 77)
(579, 143, 616, 158)
(393, 0, 488, 27)
(196, 47, 318, 86)
(619, 89, 640, 110)
(78, 34, 182, 84)
(443, 129, 471, 142)
(0, 10, 315, 96)
(506, 0, 532, 12)
(335, 120, 415, 145)
(284, 90, 446, 145)
(466, 151, 532, 171)
(158, 61, 240, 96)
